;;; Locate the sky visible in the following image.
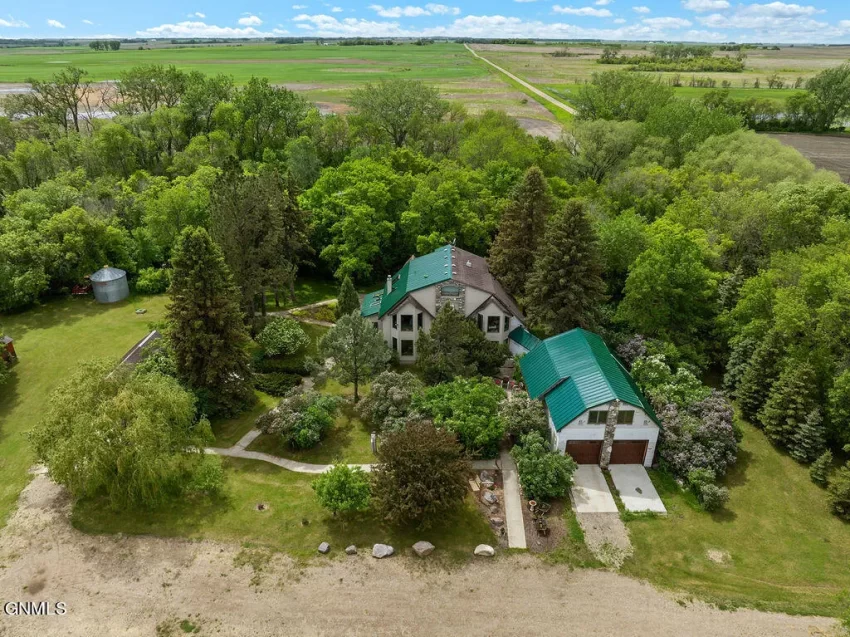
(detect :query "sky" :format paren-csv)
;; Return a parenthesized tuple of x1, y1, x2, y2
(2, 0, 850, 43)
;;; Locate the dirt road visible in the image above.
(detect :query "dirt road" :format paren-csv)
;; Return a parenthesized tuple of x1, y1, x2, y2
(0, 476, 837, 637)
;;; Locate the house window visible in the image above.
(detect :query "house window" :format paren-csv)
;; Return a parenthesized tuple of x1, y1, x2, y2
(392, 337, 398, 352)
(392, 314, 398, 329)
(487, 316, 500, 333)
(504, 316, 510, 332)
(617, 410, 635, 425)
(441, 285, 461, 296)
(400, 314, 413, 332)
(373, 322, 379, 329)
(400, 340, 414, 356)
(587, 410, 608, 425)
(477, 314, 483, 331)
(417, 312, 423, 330)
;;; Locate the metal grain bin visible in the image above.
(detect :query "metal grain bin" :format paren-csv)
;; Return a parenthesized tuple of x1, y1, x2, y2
(91, 266, 129, 304)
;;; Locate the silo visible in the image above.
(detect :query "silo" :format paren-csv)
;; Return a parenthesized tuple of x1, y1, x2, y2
(91, 266, 129, 304)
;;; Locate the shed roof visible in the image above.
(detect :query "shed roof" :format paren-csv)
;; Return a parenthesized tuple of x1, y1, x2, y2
(520, 328, 657, 430)
(508, 326, 540, 351)
(91, 266, 127, 282)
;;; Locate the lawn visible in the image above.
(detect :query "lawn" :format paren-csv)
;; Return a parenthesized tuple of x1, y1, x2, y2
(0, 294, 169, 527)
(72, 456, 496, 561)
(211, 391, 278, 447)
(622, 420, 850, 617)
(248, 403, 375, 464)
(262, 276, 339, 313)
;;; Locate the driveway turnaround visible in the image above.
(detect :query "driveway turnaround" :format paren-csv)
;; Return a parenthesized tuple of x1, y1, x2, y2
(608, 465, 667, 514)
(570, 465, 618, 513)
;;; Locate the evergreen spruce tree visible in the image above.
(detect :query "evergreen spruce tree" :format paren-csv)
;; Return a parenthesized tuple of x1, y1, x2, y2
(168, 226, 253, 416)
(810, 449, 833, 486)
(790, 408, 827, 463)
(737, 329, 785, 424)
(488, 167, 553, 299)
(758, 361, 818, 449)
(335, 275, 360, 319)
(524, 199, 606, 333)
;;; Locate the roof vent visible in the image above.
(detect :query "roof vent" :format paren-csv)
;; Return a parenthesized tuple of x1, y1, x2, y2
(465, 260, 472, 267)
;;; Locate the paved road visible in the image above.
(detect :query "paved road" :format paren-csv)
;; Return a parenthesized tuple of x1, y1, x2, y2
(464, 44, 577, 117)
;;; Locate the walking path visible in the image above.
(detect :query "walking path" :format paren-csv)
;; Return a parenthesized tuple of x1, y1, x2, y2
(464, 44, 577, 117)
(499, 449, 527, 549)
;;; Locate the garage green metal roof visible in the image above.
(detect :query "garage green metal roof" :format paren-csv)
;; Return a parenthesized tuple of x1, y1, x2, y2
(520, 328, 658, 430)
(508, 326, 541, 352)
(361, 245, 454, 318)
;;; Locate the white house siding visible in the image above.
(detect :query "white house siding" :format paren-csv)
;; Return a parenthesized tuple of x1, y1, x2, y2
(472, 298, 513, 343)
(383, 300, 432, 364)
(409, 288, 437, 316)
(547, 402, 659, 467)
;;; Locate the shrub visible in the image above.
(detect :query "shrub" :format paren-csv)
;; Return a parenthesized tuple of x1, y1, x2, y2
(413, 377, 506, 458)
(371, 421, 469, 528)
(253, 372, 303, 397)
(631, 354, 710, 409)
(252, 354, 309, 376)
(499, 391, 549, 441)
(511, 431, 577, 501)
(827, 464, 850, 520)
(810, 449, 833, 486)
(312, 464, 371, 516)
(356, 370, 423, 432)
(256, 390, 340, 450)
(135, 267, 171, 294)
(187, 455, 225, 497)
(698, 483, 730, 512)
(256, 317, 309, 357)
(0, 360, 10, 387)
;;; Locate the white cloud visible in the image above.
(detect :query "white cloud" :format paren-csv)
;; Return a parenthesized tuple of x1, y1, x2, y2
(642, 16, 692, 27)
(0, 16, 29, 27)
(739, 1, 821, 17)
(682, 0, 729, 11)
(47, 19, 66, 28)
(426, 3, 461, 14)
(595, 0, 612, 4)
(613, 17, 627, 22)
(137, 20, 271, 37)
(683, 28, 728, 40)
(82, 18, 94, 25)
(632, 5, 650, 13)
(292, 4, 308, 7)
(841, 20, 850, 28)
(238, 14, 263, 25)
(553, 5, 613, 16)
(188, 12, 206, 18)
(368, 4, 457, 16)
(513, 0, 538, 2)
(331, 6, 344, 11)
(697, 1, 827, 36)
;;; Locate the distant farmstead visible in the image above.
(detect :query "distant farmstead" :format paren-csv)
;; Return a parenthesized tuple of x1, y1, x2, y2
(91, 266, 130, 304)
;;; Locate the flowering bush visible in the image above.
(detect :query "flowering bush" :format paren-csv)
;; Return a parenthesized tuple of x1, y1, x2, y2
(256, 317, 309, 357)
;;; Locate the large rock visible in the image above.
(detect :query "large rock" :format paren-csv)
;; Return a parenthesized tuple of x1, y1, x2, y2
(345, 545, 357, 555)
(480, 470, 493, 482)
(372, 543, 394, 558)
(489, 517, 504, 527)
(474, 544, 495, 557)
(318, 542, 330, 554)
(482, 491, 499, 505)
(412, 541, 435, 557)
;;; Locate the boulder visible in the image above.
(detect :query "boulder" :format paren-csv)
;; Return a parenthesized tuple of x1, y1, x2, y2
(474, 544, 495, 557)
(479, 470, 493, 482)
(480, 480, 495, 489)
(482, 491, 499, 505)
(318, 542, 330, 554)
(489, 517, 504, 527)
(412, 541, 435, 557)
(372, 543, 394, 558)
(345, 545, 357, 555)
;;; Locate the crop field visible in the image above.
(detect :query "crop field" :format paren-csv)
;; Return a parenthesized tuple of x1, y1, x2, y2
(766, 133, 850, 183)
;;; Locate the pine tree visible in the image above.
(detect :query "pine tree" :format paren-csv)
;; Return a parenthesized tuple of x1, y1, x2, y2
(737, 329, 785, 424)
(168, 226, 253, 416)
(335, 275, 360, 319)
(524, 199, 606, 333)
(810, 449, 833, 486)
(758, 361, 817, 449)
(790, 408, 827, 463)
(487, 166, 552, 299)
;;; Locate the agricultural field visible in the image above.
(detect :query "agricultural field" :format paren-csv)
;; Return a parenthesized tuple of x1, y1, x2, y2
(0, 42, 563, 137)
(766, 133, 850, 183)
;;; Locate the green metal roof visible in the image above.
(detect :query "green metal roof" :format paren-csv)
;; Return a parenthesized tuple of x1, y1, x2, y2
(360, 245, 453, 318)
(508, 326, 541, 351)
(520, 328, 658, 430)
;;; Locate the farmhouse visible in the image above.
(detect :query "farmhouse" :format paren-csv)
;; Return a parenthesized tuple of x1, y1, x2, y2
(518, 328, 659, 467)
(360, 244, 525, 363)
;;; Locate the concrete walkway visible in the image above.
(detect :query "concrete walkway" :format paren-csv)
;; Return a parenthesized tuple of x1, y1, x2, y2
(499, 449, 527, 549)
(570, 465, 619, 513)
(609, 465, 667, 514)
(464, 44, 577, 117)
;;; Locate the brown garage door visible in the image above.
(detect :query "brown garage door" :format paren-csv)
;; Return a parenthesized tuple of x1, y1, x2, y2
(610, 440, 648, 465)
(565, 440, 602, 464)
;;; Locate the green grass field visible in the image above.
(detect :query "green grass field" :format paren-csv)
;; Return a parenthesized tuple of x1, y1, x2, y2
(0, 294, 169, 526)
(623, 420, 850, 617)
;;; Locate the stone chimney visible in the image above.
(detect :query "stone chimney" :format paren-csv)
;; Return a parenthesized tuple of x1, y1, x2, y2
(599, 400, 620, 469)
(385, 275, 392, 294)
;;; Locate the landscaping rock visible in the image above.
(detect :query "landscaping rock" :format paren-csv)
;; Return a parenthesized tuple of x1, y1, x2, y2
(479, 470, 492, 482)
(480, 479, 495, 489)
(318, 542, 330, 554)
(412, 541, 435, 557)
(474, 544, 495, 557)
(482, 491, 499, 505)
(372, 543, 394, 558)
(345, 545, 357, 555)
(489, 517, 504, 527)
(489, 505, 499, 514)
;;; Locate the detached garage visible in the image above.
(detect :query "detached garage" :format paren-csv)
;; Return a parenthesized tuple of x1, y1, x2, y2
(519, 328, 660, 468)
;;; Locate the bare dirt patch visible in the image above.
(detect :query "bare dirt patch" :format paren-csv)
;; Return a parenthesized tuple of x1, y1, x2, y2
(0, 475, 837, 637)
(765, 133, 850, 183)
(515, 117, 564, 141)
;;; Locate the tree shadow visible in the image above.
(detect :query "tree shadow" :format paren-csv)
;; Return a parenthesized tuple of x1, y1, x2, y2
(0, 370, 21, 443)
(724, 448, 754, 488)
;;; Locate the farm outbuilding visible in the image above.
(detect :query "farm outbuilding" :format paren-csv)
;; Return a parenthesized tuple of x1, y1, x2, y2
(91, 266, 129, 304)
